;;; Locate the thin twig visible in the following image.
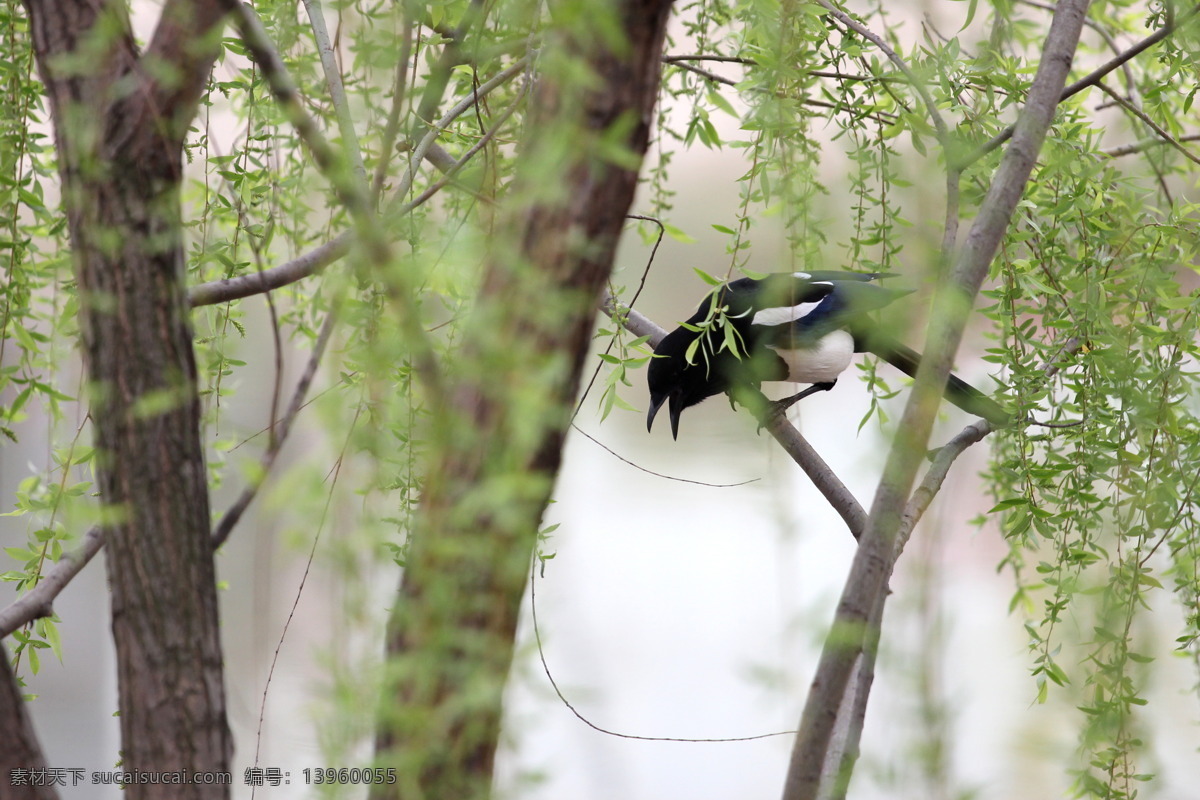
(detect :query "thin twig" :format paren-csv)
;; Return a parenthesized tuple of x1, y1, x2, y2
(965, 4, 1197, 166)
(571, 424, 758, 488)
(1103, 132, 1200, 157)
(1096, 80, 1200, 167)
(212, 311, 339, 547)
(666, 59, 899, 127)
(815, 0, 950, 145)
(371, 8, 415, 202)
(395, 55, 529, 200)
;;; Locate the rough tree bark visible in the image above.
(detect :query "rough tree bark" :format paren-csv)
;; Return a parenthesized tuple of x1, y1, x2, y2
(780, 2, 1092, 798)
(23, 2, 232, 795)
(372, 1, 676, 798)
(0, 652, 56, 800)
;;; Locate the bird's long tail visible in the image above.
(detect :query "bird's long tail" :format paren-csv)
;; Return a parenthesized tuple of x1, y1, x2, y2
(861, 332, 1010, 426)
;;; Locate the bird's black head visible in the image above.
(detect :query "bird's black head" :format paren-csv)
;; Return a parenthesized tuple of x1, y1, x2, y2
(646, 326, 727, 440)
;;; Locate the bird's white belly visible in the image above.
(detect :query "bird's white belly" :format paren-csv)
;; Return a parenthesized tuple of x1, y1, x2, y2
(768, 330, 854, 383)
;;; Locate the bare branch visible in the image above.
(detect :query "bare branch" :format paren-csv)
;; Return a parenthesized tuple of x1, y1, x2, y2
(763, 416, 867, 539)
(302, 0, 366, 178)
(188, 232, 352, 307)
(212, 311, 338, 547)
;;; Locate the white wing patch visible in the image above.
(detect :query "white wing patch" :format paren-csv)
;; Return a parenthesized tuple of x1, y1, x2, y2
(752, 300, 822, 327)
(792, 271, 812, 279)
(768, 330, 855, 383)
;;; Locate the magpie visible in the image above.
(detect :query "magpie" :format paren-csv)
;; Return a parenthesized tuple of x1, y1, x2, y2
(645, 271, 1008, 439)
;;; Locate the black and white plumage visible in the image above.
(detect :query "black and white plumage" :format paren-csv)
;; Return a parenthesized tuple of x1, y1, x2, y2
(645, 271, 1008, 439)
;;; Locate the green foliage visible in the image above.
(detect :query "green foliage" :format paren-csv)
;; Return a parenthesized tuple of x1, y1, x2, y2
(3, 0, 1200, 796)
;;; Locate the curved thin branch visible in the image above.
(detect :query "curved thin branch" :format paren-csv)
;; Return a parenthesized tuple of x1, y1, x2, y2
(900, 419, 993, 537)
(212, 311, 338, 547)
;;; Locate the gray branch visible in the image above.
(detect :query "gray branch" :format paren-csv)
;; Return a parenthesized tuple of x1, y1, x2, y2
(780, 2, 1091, 798)
(0, 526, 104, 639)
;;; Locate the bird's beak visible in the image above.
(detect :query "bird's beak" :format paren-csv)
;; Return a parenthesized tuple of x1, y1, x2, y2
(648, 390, 686, 440)
(648, 391, 686, 441)
(647, 392, 668, 434)
(668, 392, 684, 440)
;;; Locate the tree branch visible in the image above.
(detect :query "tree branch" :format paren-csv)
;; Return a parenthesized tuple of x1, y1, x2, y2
(781, 2, 1091, 797)
(188, 232, 352, 307)
(900, 419, 993, 536)
(302, 0, 366, 178)
(1103, 132, 1200, 157)
(144, 0, 229, 141)
(212, 311, 338, 547)
(188, 55, 527, 308)
(1096, 80, 1200, 166)
(0, 527, 104, 640)
(965, 4, 1197, 166)
(815, 0, 949, 145)
(219, 0, 443, 394)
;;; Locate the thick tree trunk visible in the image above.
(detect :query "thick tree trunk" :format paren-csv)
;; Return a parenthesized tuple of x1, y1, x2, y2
(24, 2, 231, 795)
(0, 653, 57, 800)
(373, 1, 675, 798)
